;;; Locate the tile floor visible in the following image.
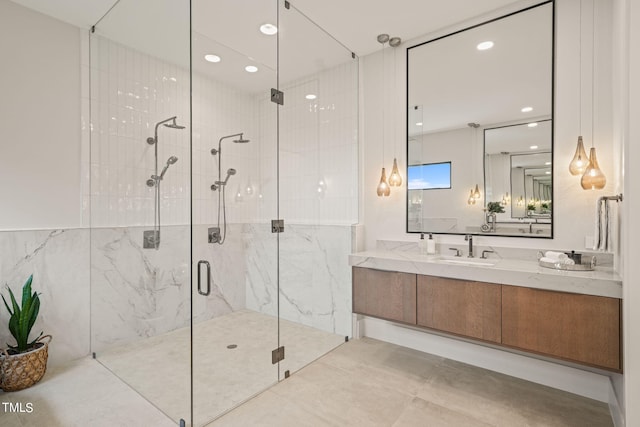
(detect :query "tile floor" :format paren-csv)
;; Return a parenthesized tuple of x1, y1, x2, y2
(211, 338, 613, 427)
(97, 310, 346, 425)
(1, 332, 613, 426)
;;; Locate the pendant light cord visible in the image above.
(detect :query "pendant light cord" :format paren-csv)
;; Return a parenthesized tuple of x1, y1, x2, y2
(381, 41, 386, 166)
(591, 0, 595, 149)
(579, 0, 582, 134)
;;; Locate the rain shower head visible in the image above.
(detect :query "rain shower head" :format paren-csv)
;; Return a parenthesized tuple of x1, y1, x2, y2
(148, 116, 185, 144)
(233, 134, 250, 143)
(164, 119, 185, 129)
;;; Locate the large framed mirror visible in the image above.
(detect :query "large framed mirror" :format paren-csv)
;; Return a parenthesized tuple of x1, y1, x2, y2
(407, 1, 554, 238)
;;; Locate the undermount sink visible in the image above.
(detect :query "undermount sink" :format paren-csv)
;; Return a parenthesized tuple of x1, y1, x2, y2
(433, 256, 496, 267)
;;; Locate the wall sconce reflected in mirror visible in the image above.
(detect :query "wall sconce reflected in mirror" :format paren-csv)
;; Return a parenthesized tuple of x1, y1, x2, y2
(516, 195, 525, 206)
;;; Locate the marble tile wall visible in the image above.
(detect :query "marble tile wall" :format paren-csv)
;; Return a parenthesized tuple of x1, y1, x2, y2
(245, 224, 353, 338)
(90, 226, 190, 353)
(0, 229, 90, 367)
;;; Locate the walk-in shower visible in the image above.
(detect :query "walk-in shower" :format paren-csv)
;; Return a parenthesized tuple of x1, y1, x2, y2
(208, 133, 249, 244)
(88, 0, 358, 425)
(144, 116, 184, 249)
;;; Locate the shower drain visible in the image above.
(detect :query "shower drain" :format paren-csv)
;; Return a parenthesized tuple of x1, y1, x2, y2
(227, 344, 237, 349)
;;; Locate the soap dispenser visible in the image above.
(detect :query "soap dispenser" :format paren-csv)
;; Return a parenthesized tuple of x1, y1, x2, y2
(426, 233, 436, 255)
(418, 233, 427, 254)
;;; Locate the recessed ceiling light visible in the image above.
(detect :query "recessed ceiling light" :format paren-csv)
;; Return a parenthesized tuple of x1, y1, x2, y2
(545, 161, 552, 165)
(530, 145, 539, 149)
(245, 65, 258, 73)
(204, 54, 221, 63)
(545, 171, 551, 174)
(305, 94, 317, 100)
(416, 122, 423, 126)
(477, 41, 494, 51)
(260, 23, 278, 35)
(528, 122, 538, 127)
(521, 106, 533, 113)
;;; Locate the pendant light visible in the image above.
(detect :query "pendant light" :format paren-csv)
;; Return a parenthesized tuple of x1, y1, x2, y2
(467, 189, 476, 205)
(580, 0, 606, 190)
(388, 36, 403, 187)
(377, 168, 390, 196)
(569, 0, 588, 176)
(376, 34, 391, 197)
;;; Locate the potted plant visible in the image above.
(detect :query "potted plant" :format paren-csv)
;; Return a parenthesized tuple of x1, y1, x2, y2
(486, 201, 505, 214)
(0, 275, 51, 392)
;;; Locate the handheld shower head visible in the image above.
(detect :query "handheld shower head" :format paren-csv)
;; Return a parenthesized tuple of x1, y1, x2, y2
(215, 168, 237, 186)
(159, 156, 179, 179)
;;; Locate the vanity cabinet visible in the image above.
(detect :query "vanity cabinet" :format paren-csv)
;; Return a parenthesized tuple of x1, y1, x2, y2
(416, 276, 501, 343)
(352, 267, 416, 324)
(352, 267, 622, 371)
(502, 286, 621, 370)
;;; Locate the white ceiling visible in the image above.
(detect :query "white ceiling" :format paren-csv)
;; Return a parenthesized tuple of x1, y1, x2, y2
(9, 0, 538, 95)
(10, 0, 527, 56)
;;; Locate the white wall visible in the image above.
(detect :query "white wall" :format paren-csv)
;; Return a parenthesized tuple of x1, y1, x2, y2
(0, 0, 81, 230)
(359, 0, 627, 415)
(362, 0, 617, 252)
(620, 0, 640, 423)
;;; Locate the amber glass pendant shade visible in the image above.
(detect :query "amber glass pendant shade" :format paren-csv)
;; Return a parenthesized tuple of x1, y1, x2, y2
(376, 167, 391, 196)
(569, 136, 588, 175)
(581, 147, 606, 190)
(388, 158, 402, 187)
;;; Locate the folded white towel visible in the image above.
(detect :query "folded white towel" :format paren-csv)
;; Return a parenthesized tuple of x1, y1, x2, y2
(540, 256, 575, 265)
(544, 251, 568, 260)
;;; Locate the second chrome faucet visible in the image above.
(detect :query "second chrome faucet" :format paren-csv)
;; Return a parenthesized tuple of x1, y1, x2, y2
(465, 234, 474, 258)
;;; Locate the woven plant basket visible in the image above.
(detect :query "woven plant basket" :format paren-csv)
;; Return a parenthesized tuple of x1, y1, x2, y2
(0, 335, 52, 392)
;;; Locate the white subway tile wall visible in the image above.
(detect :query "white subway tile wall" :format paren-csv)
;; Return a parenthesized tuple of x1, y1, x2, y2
(85, 35, 357, 228)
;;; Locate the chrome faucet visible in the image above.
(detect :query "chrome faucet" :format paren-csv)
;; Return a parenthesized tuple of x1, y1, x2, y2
(465, 235, 474, 258)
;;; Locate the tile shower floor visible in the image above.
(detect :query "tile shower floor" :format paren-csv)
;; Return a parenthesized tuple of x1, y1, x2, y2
(1, 320, 613, 427)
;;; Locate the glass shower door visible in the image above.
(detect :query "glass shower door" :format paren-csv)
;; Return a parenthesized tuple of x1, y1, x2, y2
(276, 1, 359, 379)
(89, 0, 192, 424)
(190, 0, 280, 425)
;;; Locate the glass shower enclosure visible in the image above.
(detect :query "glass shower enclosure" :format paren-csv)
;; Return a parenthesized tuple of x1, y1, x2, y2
(88, 1, 357, 425)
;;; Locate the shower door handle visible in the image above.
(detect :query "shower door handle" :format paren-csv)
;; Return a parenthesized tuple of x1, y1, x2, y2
(197, 260, 211, 296)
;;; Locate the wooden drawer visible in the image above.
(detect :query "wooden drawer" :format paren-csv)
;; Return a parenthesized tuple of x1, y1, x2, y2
(417, 275, 501, 343)
(502, 285, 621, 371)
(352, 267, 416, 324)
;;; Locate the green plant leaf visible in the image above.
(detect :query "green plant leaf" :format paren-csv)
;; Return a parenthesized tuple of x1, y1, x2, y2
(2, 276, 40, 352)
(2, 293, 14, 316)
(21, 275, 33, 308)
(27, 293, 40, 333)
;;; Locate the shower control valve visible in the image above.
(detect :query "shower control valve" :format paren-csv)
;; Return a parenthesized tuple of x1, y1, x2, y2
(208, 227, 221, 244)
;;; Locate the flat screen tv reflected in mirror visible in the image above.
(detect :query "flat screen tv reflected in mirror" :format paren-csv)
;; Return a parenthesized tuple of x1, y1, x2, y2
(407, 162, 451, 190)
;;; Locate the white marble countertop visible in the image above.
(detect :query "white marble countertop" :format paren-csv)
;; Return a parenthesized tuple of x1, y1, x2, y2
(349, 249, 622, 299)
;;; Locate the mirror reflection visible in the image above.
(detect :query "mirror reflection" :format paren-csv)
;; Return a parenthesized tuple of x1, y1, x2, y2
(484, 120, 552, 236)
(407, 2, 553, 238)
